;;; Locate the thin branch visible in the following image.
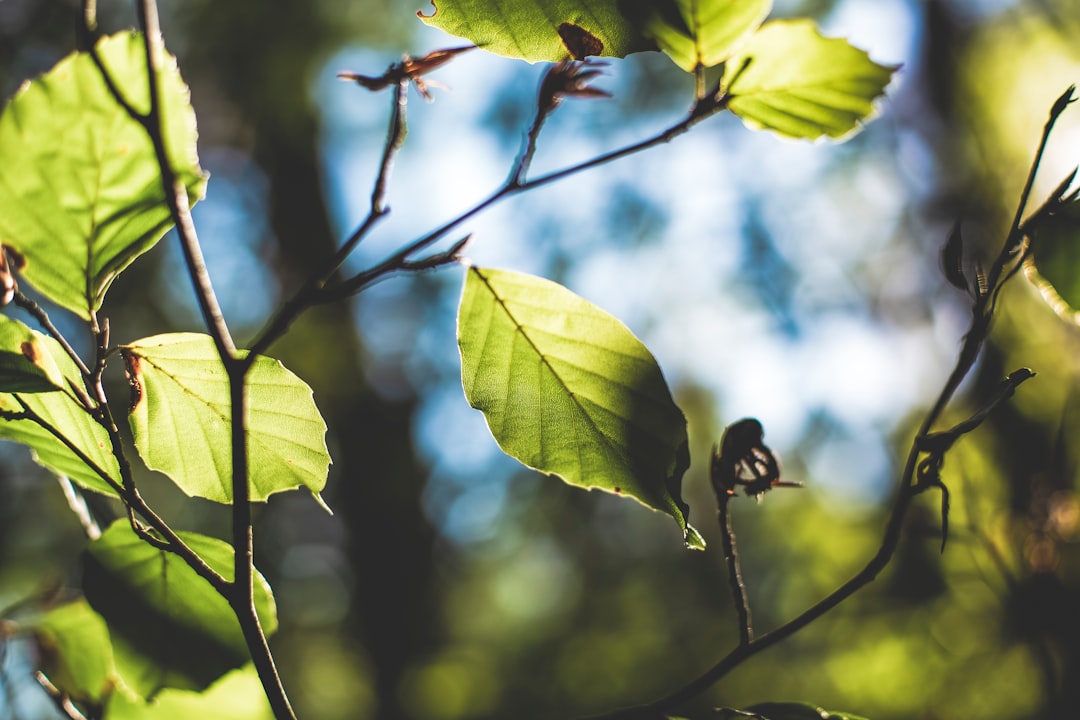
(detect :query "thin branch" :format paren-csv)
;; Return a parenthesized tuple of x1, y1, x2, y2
(56, 475, 101, 541)
(133, 0, 236, 361)
(34, 672, 89, 720)
(78, 0, 98, 51)
(223, 359, 297, 720)
(13, 293, 93, 382)
(987, 85, 1075, 293)
(371, 79, 409, 217)
(249, 78, 731, 356)
(327, 95, 727, 302)
(1, 397, 228, 592)
(717, 493, 752, 646)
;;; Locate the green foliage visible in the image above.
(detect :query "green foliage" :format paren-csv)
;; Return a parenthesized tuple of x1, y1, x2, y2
(418, 0, 654, 62)
(27, 599, 118, 707)
(727, 703, 870, 720)
(0, 0, 965, 718)
(0, 32, 206, 320)
(83, 521, 278, 695)
(121, 333, 331, 505)
(0, 315, 68, 392)
(0, 318, 121, 496)
(457, 266, 704, 549)
(723, 20, 898, 140)
(640, 0, 772, 72)
(105, 667, 274, 720)
(1025, 198, 1080, 320)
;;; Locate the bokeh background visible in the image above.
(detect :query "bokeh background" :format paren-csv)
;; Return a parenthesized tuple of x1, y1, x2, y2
(2, 0, 1080, 718)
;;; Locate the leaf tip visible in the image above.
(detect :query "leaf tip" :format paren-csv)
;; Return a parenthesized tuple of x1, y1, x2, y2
(684, 525, 706, 550)
(311, 490, 334, 515)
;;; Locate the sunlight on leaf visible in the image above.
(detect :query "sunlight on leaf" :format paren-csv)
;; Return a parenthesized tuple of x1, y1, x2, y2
(738, 702, 871, 720)
(26, 599, 119, 707)
(0, 326, 120, 497)
(723, 19, 897, 140)
(418, 0, 654, 62)
(457, 266, 704, 549)
(121, 333, 330, 506)
(636, 0, 772, 72)
(0, 314, 67, 393)
(105, 666, 274, 720)
(1025, 198, 1080, 323)
(83, 521, 278, 695)
(0, 31, 206, 320)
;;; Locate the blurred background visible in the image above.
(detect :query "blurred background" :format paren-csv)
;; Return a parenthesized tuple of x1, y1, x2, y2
(2, 0, 1080, 718)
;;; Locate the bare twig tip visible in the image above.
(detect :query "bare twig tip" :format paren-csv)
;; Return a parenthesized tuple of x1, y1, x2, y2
(1051, 85, 1077, 118)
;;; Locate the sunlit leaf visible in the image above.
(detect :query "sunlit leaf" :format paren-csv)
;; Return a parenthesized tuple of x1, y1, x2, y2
(457, 266, 704, 549)
(418, 0, 654, 62)
(0, 31, 206, 320)
(1025, 198, 1080, 322)
(635, 0, 772, 72)
(0, 314, 67, 393)
(27, 599, 119, 707)
(121, 333, 330, 505)
(723, 19, 897, 140)
(83, 521, 278, 695)
(740, 702, 870, 720)
(0, 329, 120, 497)
(105, 666, 274, 720)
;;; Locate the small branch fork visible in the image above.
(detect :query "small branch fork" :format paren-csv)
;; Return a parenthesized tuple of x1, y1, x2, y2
(247, 55, 743, 358)
(584, 85, 1077, 720)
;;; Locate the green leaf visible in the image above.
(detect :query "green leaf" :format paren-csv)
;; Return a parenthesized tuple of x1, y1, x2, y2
(637, 0, 772, 72)
(0, 314, 67, 393)
(0, 328, 121, 497)
(82, 521, 278, 695)
(0, 31, 206, 320)
(418, 0, 655, 62)
(741, 702, 870, 720)
(27, 599, 119, 707)
(1025, 198, 1080, 322)
(722, 19, 897, 140)
(457, 266, 704, 549)
(105, 666, 274, 720)
(121, 333, 331, 505)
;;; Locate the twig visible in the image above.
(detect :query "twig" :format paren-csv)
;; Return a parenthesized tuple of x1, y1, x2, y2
(717, 493, 752, 645)
(56, 475, 101, 541)
(246, 75, 410, 360)
(249, 68, 732, 356)
(13, 293, 93, 384)
(133, 0, 236, 362)
(34, 672, 89, 720)
(325, 95, 727, 302)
